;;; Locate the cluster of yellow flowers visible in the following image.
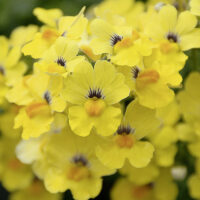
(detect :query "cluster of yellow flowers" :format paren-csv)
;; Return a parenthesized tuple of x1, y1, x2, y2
(0, 0, 200, 199)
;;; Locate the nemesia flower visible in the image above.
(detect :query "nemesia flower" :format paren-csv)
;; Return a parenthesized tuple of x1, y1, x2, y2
(22, 7, 87, 58)
(95, 100, 159, 169)
(8, 73, 66, 139)
(34, 36, 84, 77)
(43, 131, 115, 200)
(144, 5, 200, 51)
(118, 43, 187, 108)
(62, 60, 130, 137)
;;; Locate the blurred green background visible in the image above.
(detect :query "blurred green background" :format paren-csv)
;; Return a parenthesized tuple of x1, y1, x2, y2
(0, 0, 102, 36)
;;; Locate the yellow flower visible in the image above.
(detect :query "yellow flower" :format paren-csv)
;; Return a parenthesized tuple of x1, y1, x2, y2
(190, 0, 200, 16)
(43, 131, 114, 200)
(12, 73, 66, 139)
(95, 100, 158, 169)
(9, 180, 62, 200)
(111, 35, 155, 67)
(22, 7, 87, 59)
(22, 26, 60, 59)
(118, 67, 171, 109)
(144, 5, 200, 51)
(34, 36, 83, 76)
(90, 18, 132, 54)
(0, 137, 33, 191)
(118, 41, 187, 108)
(62, 60, 129, 137)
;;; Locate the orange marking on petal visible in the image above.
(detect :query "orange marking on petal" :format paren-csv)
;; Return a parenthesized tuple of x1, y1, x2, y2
(67, 166, 91, 181)
(42, 29, 59, 42)
(8, 158, 22, 170)
(132, 185, 151, 199)
(29, 181, 43, 195)
(81, 45, 101, 61)
(26, 101, 49, 118)
(160, 41, 173, 54)
(84, 98, 105, 117)
(115, 135, 134, 148)
(136, 70, 160, 89)
(115, 37, 133, 50)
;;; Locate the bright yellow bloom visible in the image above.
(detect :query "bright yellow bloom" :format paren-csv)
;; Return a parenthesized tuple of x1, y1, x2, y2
(22, 7, 87, 58)
(62, 60, 129, 137)
(95, 100, 158, 169)
(22, 26, 60, 59)
(90, 18, 132, 55)
(144, 5, 200, 51)
(111, 35, 154, 67)
(118, 43, 187, 108)
(11, 73, 66, 139)
(43, 131, 114, 200)
(34, 36, 83, 76)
